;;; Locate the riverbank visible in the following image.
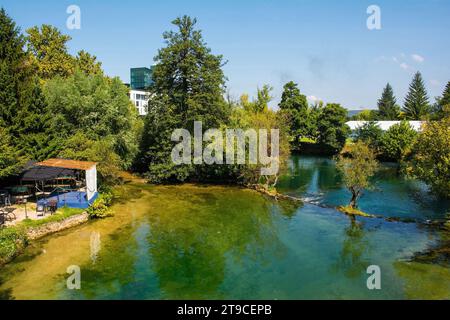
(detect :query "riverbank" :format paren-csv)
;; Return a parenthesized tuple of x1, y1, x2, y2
(0, 208, 88, 266)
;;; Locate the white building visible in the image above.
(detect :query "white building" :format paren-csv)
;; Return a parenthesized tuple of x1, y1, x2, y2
(129, 89, 150, 116)
(346, 121, 424, 132)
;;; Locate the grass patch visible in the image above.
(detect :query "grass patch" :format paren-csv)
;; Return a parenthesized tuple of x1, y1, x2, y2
(337, 205, 375, 218)
(19, 207, 85, 228)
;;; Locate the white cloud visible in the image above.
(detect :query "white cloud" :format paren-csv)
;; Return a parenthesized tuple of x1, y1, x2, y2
(400, 63, 410, 70)
(307, 95, 321, 103)
(430, 79, 440, 87)
(411, 54, 425, 63)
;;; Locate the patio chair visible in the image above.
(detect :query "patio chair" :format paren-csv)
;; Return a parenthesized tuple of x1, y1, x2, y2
(2, 207, 16, 221)
(36, 201, 46, 217)
(47, 200, 58, 214)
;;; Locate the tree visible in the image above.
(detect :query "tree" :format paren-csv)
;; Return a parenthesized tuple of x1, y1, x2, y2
(26, 24, 74, 79)
(137, 16, 230, 181)
(336, 141, 379, 208)
(151, 15, 229, 129)
(0, 9, 55, 163)
(75, 50, 103, 75)
(278, 81, 312, 146)
(409, 107, 450, 198)
(433, 81, 450, 120)
(379, 121, 417, 162)
(377, 83, 400, 120)
(317, 103, 350, 153)
(59, 132, 122, 186)
(253, 85, 272, 113)
(11, 76, 57, 160)
(0, 8, 26, 128)
(44, 70, 141, 169)
(351, 109, 378, 121)
(402, 72, 430, 120)
(0, 127, 25, 179)
(231, 86, 290, 189)
(355, 121, 383, 151)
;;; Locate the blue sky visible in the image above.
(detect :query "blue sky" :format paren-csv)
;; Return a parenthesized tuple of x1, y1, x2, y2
(1, 0, 449, 109)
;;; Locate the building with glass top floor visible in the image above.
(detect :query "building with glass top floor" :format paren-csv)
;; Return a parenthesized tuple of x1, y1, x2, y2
(129, 67, 153, 116)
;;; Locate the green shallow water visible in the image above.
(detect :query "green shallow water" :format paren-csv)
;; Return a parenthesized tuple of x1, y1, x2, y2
(0, 157, 449, 300)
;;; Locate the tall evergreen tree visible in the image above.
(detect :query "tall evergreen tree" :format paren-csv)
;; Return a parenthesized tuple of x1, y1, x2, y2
(13, 76, 57, 160)
(402, 72, 430, 120)
(0, 8, 26, 128)
(0, 9, 56, 163)
(137, 16, 230, 181)
(439, 81, 450, 107)
(377, 83, 400, 120)
(0, 127, 25, 179)
(433, 81, 450, 119)
(151, 15, 229, 129)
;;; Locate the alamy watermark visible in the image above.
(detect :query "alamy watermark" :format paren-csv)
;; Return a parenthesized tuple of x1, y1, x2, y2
(171, 121, 280, 175)
(366, 265, 381, 290)
(367, 5, 381, 30)
(66, 5, 81, 30)
(66, 265, 81, 290)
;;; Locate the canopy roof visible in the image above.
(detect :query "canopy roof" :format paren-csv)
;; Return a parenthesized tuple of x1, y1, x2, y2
(35, 159, 97, 171)
(21, 166, 76, 181)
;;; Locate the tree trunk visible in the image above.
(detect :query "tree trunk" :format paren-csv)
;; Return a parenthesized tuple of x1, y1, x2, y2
(349, 188, 359, 208)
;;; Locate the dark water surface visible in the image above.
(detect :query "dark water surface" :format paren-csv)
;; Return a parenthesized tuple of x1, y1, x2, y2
(0, 156, 449, 299)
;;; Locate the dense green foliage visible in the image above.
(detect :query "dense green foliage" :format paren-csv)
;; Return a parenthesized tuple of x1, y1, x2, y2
(316, 103, 350, 153)
(278, 81, 312, 145)
(26, 24, 74, 80)
(409, 108, 450, 198)
(355, 121, 418, 162)
(0, 226, 27, 266)
(44, 70, 141, 170)
(75, 50, 103, 76)
(231, 87, 291, 188)
(0, 127, 24, 178)
(58, 132, 123, 186)
(377, 83, 400, 120)
(0, 9, 55, 170)
(355, 121, 383, 151)
(402, 72, 430, 120)
(277, 86, 351, 155)
(336, 141, 379, 208)
(0, 8, 140, 186)
(379, 121, 418, 162)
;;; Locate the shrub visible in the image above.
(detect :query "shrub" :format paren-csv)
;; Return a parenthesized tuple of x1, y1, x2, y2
(87, 192, 114, 219)
(0, 227, 28, 266)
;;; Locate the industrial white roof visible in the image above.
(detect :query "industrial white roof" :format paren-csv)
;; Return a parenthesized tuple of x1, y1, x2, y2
(346, 121, 424, 131)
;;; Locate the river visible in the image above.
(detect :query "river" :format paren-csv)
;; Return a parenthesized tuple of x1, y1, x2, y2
(0, 156, 449, 299)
